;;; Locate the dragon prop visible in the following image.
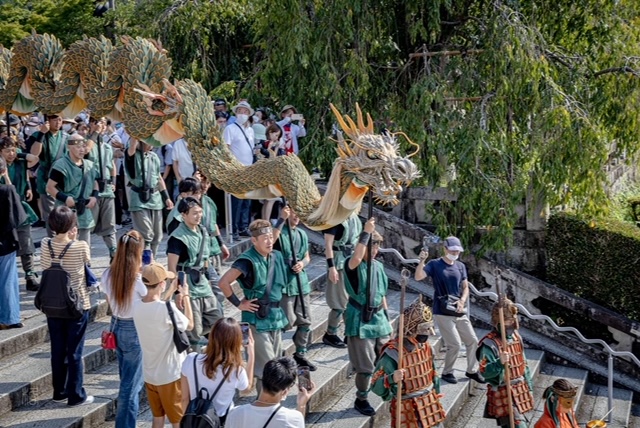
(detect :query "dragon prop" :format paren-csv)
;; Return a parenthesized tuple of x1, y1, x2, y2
(0, 33, 420, 230)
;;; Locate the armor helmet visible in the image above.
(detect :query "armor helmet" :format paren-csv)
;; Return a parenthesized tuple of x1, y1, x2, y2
(403, 297, 434, 337)
(491, 297, 519, 330)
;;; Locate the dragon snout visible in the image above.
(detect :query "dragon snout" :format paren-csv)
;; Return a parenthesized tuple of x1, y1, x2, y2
(394, 158, 421, 182)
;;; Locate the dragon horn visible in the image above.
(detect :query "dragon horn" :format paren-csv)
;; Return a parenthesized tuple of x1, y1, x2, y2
(344, 115, 359, 136)
(329, 103, 351, 136)
(366, 112, 374, 133)
(356, 103, 365, 132)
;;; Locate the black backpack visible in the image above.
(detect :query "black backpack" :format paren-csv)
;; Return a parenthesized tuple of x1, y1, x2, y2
(34, 240, 84, 319)
(180, 355, 225, 428)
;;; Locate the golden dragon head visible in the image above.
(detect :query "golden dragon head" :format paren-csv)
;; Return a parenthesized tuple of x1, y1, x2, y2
(330, 103, 421, 206)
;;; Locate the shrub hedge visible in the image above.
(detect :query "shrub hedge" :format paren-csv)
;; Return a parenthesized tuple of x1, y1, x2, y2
(546, 212, 640, 322)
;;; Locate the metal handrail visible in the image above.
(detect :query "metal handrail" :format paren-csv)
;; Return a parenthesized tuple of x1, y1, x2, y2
(378, 246, 640, 422)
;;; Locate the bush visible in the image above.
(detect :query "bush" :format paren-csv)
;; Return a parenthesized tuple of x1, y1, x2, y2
(546, 212, 640, 322)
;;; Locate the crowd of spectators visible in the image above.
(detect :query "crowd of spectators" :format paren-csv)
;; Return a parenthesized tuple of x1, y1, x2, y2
(0, 99, 314, 427)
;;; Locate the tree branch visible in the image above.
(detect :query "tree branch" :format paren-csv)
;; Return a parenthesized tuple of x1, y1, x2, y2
(592, 66, 640, 78)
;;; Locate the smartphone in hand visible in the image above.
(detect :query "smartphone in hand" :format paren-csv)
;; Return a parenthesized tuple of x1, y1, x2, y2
(178, 271, 186, 288)
(298, 366, 311, 391)
(240, 322, 250, 346)
(291, 113, 304, 121)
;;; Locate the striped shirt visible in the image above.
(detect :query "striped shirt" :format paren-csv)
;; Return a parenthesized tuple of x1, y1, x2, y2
(41, 238, 91, 310)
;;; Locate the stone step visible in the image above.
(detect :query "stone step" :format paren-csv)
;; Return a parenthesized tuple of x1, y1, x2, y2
(576, 383, 633, 428)
(95, 288, 418, 428)
(305, 329, 544, 428)
(433, 342, 545, 428)
(4, 228, 253, 363)
(630, 404, 640, 428)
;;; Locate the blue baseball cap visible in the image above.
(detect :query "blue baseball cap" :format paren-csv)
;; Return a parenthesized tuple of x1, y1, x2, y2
(444, 236, 464, 252)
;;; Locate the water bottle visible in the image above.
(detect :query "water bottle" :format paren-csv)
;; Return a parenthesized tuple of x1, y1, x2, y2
(142, 249, 152, 265)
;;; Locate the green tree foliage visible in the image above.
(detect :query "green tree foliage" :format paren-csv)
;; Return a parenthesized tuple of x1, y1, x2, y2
(246, 0, 640, 252)
(109, 0, 256, 93)
(0, 0, 102, 47)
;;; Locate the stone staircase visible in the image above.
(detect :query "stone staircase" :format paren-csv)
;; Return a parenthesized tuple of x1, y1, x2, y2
(0, 225, 638, 427)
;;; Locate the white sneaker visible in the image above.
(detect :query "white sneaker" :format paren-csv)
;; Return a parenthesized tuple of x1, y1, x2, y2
(68, 395, 94, 407)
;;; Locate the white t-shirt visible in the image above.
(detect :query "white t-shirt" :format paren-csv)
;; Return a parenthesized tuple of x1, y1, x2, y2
(172, 139, 195, 179)
(133, 299, 189, 385)
(223, 123, 255, 166)
(181, 353, 249, 417)
(225, 403, 305, 428)
(100, 268, 147, 319)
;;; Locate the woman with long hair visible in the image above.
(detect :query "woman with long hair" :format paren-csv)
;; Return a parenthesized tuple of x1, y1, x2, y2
(181, 318, 255, 425)
(101, 230, 147, 427)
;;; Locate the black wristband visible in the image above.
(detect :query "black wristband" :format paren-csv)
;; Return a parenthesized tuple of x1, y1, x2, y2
(91, 189, 100, 198)
(359, 231, 371, 245)
(274, 217, 285, 230)
(215, 235, 223, 246)
(107, 178, 113, 185)
(228, 293, 241, 307)
(56, 192, 70, 203)
(17, 153, 27, 160)
(326, 257, 334, 268)
(160, 190, 170, 202)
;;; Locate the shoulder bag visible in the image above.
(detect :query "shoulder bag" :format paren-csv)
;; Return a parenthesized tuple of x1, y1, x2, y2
(166, 301, 190, 353)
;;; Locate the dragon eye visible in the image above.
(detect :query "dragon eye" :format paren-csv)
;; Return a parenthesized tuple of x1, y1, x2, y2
(367, 150, 378, 160)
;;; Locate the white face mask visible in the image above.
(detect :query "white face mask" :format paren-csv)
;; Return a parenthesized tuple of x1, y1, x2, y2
(62, 123, 73, 132)
(445, 253, 459, 262)
(24, 127, 35, 137)
(252, 115, 261, 123)
(236, 114, 249, 125)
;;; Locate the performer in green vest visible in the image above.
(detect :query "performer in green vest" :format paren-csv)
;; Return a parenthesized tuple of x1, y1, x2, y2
(85, 117, 117, 261)
(46, 133, 99, 245)
(0, 136, 40, 291)
(166, 176, 229, 305)
(167, 197, 223, 350)
(29, 114, 68, 237)
(343, 217, 392, 416)
(125, 138, 173, 259)
(218, 219, 289, 393)
(322, 213, 362, 348)
(273, 205, 316, 371)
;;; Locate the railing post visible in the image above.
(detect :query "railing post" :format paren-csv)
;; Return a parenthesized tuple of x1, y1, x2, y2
(225, 192, 233, 244)
(608, 354, 613, 423)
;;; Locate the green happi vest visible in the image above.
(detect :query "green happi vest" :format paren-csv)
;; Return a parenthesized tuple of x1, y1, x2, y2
(35, 131, 67, 195)
(278, 225, 310, 296)
(86, 140, 115, 198)
(169, 222, 211, 298)
(201, 195, 221, 256)
(50, 154, 97, 230)
(344, 259, 393, 339)
(333, 214, 362, 270)
(0, 160, 38, 226)
(125, 149, 163, 211)
(236, 247, 288, 332)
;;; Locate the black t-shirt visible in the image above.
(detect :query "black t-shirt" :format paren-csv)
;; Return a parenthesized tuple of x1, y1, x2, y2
(344, 258, 360, 294)
(166, 236, 190, 265)
(49, 169, 66, 190)
(324, 224, 345, 242)
(231, 258, 255, 289)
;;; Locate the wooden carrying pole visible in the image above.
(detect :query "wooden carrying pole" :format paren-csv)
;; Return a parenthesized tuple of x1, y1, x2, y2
(395, 268, 410, 428)
(495, 268, 515, 428)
